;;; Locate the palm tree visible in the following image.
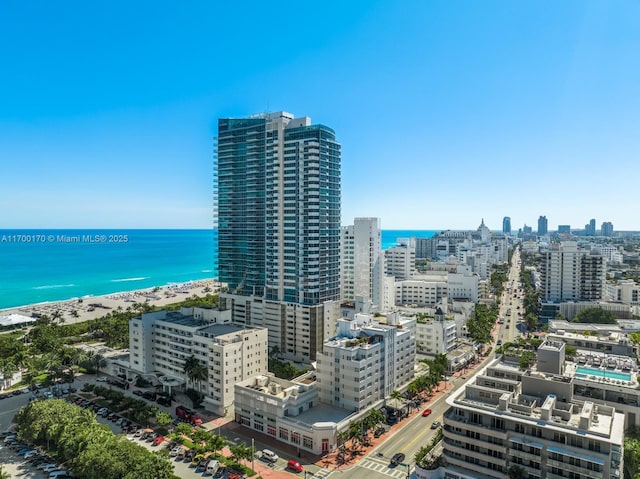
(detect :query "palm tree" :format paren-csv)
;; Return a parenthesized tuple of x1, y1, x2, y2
(508, 464, 526, 479)
(183, 355, 207, 391)
(91, 353, 107, 377)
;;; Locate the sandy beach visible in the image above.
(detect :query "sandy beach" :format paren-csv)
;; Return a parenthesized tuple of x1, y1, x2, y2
(0, 279, 222, 325)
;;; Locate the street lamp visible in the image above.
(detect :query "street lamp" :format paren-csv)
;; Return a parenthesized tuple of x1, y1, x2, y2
(251, 437, 255, 474)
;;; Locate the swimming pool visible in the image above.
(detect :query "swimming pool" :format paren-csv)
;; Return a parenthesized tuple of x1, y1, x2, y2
(576, 366, 631, 381)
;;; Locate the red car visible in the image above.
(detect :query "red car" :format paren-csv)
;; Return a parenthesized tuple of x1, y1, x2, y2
(422, 409, 433, 417)
(287, 460, 303, 473)
(152, 435, 165, 446)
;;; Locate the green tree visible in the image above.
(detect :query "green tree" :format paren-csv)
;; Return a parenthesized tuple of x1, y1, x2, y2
(156, 411, 173, 427)
(572, 307, 617, 324)
(229, 442, 253, 466)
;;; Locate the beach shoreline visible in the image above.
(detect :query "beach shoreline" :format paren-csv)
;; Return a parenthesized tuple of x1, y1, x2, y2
(0, 279, 221, 325)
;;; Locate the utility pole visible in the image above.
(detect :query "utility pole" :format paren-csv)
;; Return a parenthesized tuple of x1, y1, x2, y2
(251, 437, 255, 474)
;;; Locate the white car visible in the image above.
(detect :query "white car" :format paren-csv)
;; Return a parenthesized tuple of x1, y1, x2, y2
(96, 377, 108, 382)
(169, 447, 182, 457)
(37, 463, 57, 470)
(42, 465, 62, 473)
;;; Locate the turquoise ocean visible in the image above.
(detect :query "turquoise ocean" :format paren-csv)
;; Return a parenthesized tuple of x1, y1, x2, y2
(0, 229, 436, 310)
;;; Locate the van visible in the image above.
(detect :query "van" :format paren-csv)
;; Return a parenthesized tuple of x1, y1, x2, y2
(206, 459, 219, 474)
(262, 449, 279, 463)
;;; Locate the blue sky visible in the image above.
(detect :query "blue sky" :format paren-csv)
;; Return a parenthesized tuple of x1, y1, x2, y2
(1, 1, 639, 231)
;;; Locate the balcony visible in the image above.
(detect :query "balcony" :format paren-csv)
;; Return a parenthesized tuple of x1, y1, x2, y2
(547, 459, 603, 478)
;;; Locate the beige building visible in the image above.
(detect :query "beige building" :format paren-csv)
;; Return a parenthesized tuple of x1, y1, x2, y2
(128, 307, 268, 415)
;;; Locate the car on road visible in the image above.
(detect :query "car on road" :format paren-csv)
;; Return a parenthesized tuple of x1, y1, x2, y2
(496, 339, 502, 346)
(431, 421, 441, 429)
(287, 460, 303, 472)
(390, 453, 405, 466)
(96, 377, 108, 382)
(422, 408, 433, 417)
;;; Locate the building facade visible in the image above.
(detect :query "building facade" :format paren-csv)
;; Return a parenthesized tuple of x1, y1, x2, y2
(128, 307, 268, 415)
(503, 216, 511, 235)
(216, 112, 341, 362)
(439, 344, 624, 479)
(340, 217, 383, 307)
(540, 241, 605, 303)
(538, 216, 548, 236)
(316, 313, 416, 412)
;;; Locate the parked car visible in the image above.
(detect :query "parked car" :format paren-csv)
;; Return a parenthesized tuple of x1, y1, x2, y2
(169, 447, 182, 457)
(261, 449, 279, 463)
(96, 377, 108, 382)
(133, 390, 143, 396)
(431, 421, 441, 429)
(286, 460, 303, 472)
(422, 408, 433, 417)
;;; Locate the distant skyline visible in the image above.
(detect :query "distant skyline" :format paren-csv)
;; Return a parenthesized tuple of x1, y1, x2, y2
(1, 1, 639, 231)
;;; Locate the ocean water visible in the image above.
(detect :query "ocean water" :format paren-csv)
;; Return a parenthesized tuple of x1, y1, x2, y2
(382, 230, 437, 250)
(0, 228, 437, 310)
(0, 229, 217, 310)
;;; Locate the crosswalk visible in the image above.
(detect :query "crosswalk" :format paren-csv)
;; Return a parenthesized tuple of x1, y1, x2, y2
(356, 458, 412, 479)
(307, 468, 332, 479)
(307, 458, 413, 479)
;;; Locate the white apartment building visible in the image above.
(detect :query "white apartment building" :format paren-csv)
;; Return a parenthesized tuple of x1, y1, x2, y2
(415, 309, 457, 356)
(340, 217, 383, 307)
(220, 294, 341, 364)
(540, 241, 606, 303)
(384, 243, 416, 280)
(395, 275, 447, 307)
(394, 270, 478, 307)
(434, 343, 624, 479)
(128, 307, 268, 416)
(316, 312, 415, 412)
(605, 279, 640, 305)
(594, 245, 623, 264)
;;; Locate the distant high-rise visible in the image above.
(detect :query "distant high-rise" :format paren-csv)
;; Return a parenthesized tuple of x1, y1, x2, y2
(215, 111, 341, 361)
(537, 215, 548, 236)
(558, 225, 571, 235)
(585, 218, 597, 236)
(340, 218, 383, 307)
(502, 216, 511, 234)
(601, 221, 614, 237)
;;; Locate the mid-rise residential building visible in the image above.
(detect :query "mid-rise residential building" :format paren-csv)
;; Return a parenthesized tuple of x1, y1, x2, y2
(215, 111, 342, 362)
(605, 279, 640, 305)
(384, 241, 416, 280)
(340, 217, 383, 307)
(415, 307, 457, 356)
(540, 241, 605, 303)
(128, 307, 268, 415)
(437, 342, 624, 479)
(316, 312, 415, 412)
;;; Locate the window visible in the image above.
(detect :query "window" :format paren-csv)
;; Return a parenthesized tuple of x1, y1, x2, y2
(279, 428, 289, 441)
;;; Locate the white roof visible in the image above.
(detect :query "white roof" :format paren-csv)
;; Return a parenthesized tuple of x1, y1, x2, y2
(0, 313, 36, 327)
